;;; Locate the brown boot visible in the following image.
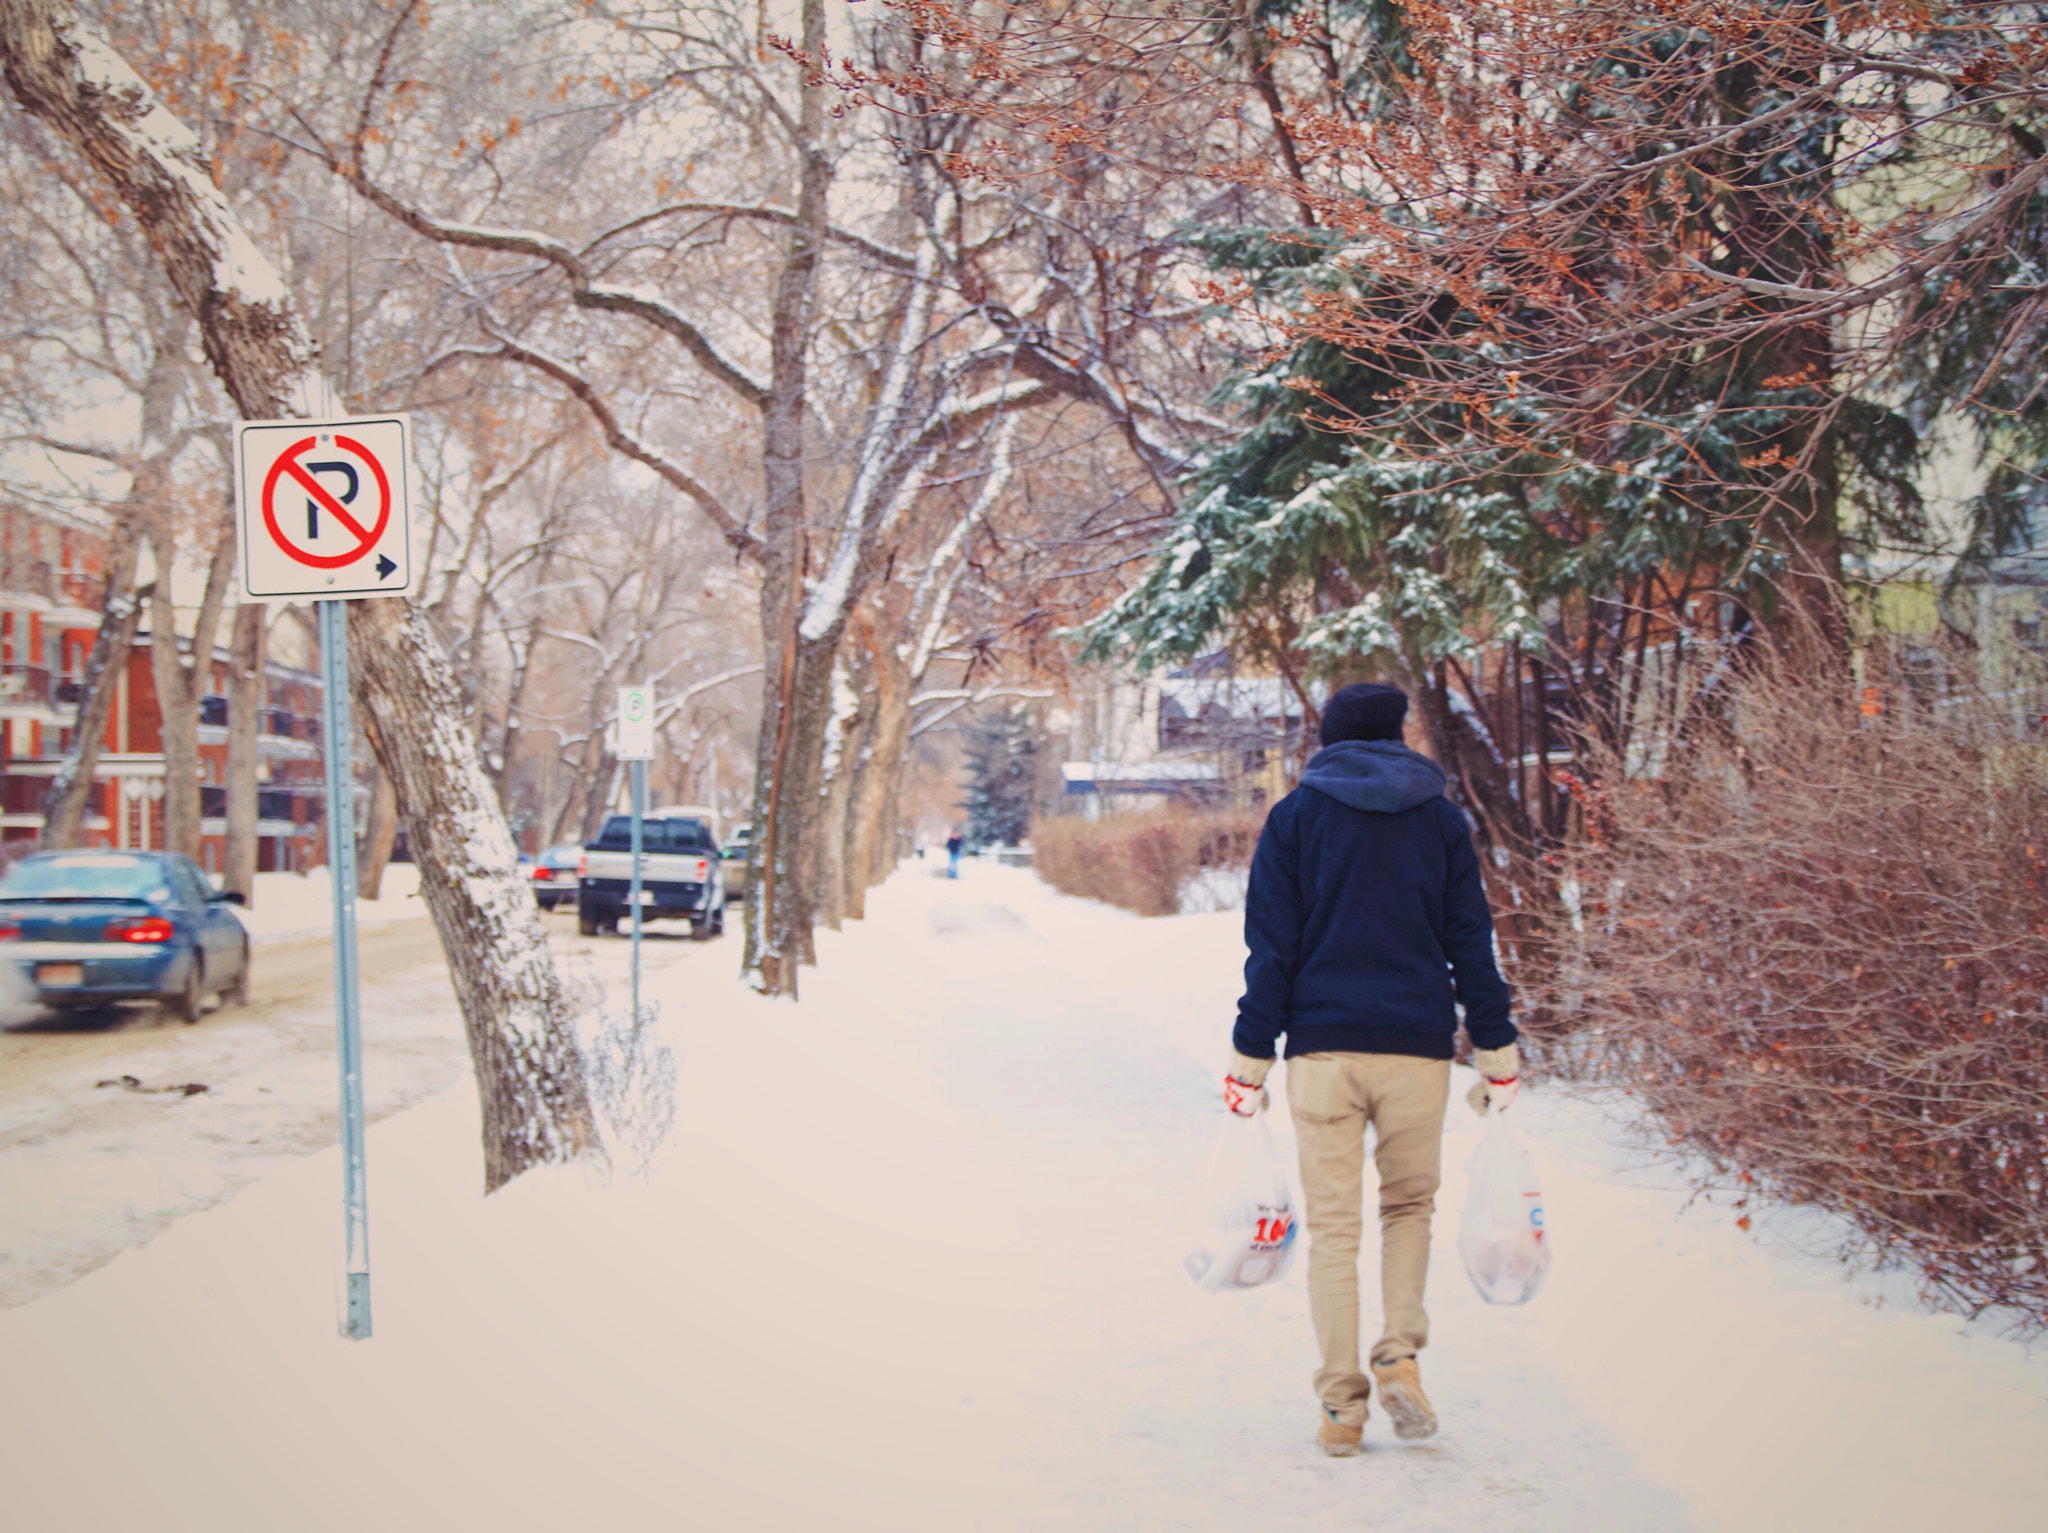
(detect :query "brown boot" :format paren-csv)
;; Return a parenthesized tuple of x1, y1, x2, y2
(1369, 1357, 1438, 1441)
(1315, 1403, 1364, 1457)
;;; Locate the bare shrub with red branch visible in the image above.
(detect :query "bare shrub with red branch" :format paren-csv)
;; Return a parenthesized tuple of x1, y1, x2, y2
(1035, 806, 1265, 916)
(1537, 635, 2048, 1325)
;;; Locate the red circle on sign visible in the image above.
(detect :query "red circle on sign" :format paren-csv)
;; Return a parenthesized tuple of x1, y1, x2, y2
(259, 434, 392, 569)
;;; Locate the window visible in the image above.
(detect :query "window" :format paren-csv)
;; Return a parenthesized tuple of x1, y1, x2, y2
(169, 859, 210, 907)
(596, 815, 712, 851)
(0, 853, 168, 901)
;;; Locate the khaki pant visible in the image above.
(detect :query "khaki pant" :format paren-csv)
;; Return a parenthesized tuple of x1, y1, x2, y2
(1287, 1052, 1450, 1426)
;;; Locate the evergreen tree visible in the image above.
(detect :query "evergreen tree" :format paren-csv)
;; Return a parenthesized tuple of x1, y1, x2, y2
(960, 706, 1038, 848)
(1081, 3, 1986, 851)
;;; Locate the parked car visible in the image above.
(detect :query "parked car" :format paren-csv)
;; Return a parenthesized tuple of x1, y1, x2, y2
(529, 843, 582, 910)
(0, 850, 250, 1022)
(721, 823, 753, 902)
(577, 809, 725, 940)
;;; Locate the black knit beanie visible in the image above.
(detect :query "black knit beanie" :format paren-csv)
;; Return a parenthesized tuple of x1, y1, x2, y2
(1319, 682, 1409, 745)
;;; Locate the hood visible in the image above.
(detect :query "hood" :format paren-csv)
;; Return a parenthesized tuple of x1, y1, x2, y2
(1298, 739, 1446, 814)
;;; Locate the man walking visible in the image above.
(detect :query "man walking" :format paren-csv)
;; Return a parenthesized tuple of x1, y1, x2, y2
(1222, 683, 1520, 1455)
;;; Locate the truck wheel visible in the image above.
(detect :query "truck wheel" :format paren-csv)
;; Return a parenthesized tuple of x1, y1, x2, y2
(578, 909, 601, 937)
(690, 911, 716, 942)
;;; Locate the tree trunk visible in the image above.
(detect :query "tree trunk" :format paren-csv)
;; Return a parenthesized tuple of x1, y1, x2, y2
(581, 748, 621, 842)
(745, 624, 837, 995)
(1729, 26, 1846, 643)
(222, 600, 264, 901)
(492, 614, 542, 817)
(356, 746, 398, 901)
(1409, 657, 1529, 857)
(843, 626, 915, 919)
(815, 647, 869, 931)
(146, 519, 233, 858)
(349, 598, 596, 1190)
(41, 538, 144, 848)
(0, 0, 595, 1189)
(43, 324, 185, 850)
(742, 0, 832, 997)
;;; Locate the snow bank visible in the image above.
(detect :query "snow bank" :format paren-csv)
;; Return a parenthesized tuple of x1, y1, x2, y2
(236, 863, 427, 945)
(2, 863, 2044, 1531)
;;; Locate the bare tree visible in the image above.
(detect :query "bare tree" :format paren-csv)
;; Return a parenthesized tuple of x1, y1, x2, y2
(0, 0, 594, 1190)
(143, 496, 232, 859)
(0, 161, 196, 848)
(259, 0, 1212, 994)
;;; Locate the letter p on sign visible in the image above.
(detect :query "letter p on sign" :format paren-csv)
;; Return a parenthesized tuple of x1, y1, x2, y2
(616, 686, 656, 761)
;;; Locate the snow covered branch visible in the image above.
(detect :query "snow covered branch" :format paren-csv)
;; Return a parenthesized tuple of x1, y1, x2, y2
(484, 330, 763, 562)
(909, 685, 1054, 738)
(586, 200, 916, 275)
(0, 0, 321, 419)
(321, 155, 772, 406)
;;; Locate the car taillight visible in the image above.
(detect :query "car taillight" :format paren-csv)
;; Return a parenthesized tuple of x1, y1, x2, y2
(106, 916, 173, 943)
(0, 920, 19, 941)
(694, 859, 708, 881)
(577, 855, 588, 878)
(532, 866, 552, 881)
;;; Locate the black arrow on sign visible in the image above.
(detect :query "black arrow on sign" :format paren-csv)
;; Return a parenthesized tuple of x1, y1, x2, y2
(375, 554, 397, 580)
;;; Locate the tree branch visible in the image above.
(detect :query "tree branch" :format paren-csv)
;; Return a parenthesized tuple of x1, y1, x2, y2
(481, 330, 764, 562)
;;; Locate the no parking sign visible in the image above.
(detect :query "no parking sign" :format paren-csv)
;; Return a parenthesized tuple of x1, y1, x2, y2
(233, 415, 415, 601)
(231, 411, 419, 1341)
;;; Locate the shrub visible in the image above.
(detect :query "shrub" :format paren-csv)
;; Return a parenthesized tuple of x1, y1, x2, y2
(1534, 635, 2048, 1325)
(1034, 807, 1266, 916)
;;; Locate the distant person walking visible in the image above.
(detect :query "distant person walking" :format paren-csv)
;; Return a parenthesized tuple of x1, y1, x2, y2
(945, 828, 965, 879)
(1222, 683, 1520, 1456)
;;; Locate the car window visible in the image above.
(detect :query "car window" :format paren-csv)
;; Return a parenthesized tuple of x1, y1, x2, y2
(171, 859, 210, 908)
(0, 853, 171, 901)
(596, 816, 711, 851)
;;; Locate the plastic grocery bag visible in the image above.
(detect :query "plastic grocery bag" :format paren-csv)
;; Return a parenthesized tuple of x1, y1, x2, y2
(1458, 1105, 1551, 1305)
(1183, 1109, 1298, 1292)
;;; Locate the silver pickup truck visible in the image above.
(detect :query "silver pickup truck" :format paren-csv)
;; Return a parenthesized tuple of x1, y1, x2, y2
(577, 808, 726, 940)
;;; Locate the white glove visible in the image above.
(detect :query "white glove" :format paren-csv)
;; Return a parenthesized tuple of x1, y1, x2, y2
(1466, 1041, 1522, 1115)
(1224, 1051, 1274, 1116)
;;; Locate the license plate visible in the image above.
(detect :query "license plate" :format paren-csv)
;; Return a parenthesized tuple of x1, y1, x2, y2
(37, 963, 83, 987)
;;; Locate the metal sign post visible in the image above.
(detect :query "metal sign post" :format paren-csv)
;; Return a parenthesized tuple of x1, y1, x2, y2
(629, 759, 646, 1025)
(233, 412, 414, 1342)
(318, 599, 371, 1339)
(616, 686, 655, 1028)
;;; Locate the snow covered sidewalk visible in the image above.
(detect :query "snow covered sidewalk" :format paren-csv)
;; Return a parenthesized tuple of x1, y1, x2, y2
(233, 863, 429, 945)
(3, 864, 2045, 1531)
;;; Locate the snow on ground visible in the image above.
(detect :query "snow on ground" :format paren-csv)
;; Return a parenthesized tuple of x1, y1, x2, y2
(234, 863, 427, 945)
(0, 919, 465, 1309)
(3, 864, 2046, 1532)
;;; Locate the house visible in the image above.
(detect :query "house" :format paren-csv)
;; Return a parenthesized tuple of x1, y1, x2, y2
(0, 500, 327, 871)
(1057, 660, 1309, 816)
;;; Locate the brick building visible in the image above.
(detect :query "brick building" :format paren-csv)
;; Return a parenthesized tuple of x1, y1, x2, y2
(0, 500, 327, 871)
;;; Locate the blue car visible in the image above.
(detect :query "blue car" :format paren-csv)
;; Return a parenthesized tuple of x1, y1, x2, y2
(0, 850, 251, 1023)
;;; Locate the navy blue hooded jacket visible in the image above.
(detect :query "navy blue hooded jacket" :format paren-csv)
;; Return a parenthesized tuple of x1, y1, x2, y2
(1232, 740, 1517, 1062)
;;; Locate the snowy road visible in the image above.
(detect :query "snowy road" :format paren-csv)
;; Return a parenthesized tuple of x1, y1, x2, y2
(0, 916, 464, 1308)
(2, 864, 2045, 1531)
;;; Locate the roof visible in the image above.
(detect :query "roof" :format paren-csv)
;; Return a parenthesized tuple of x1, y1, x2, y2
(1063, 760, 1222, 787)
